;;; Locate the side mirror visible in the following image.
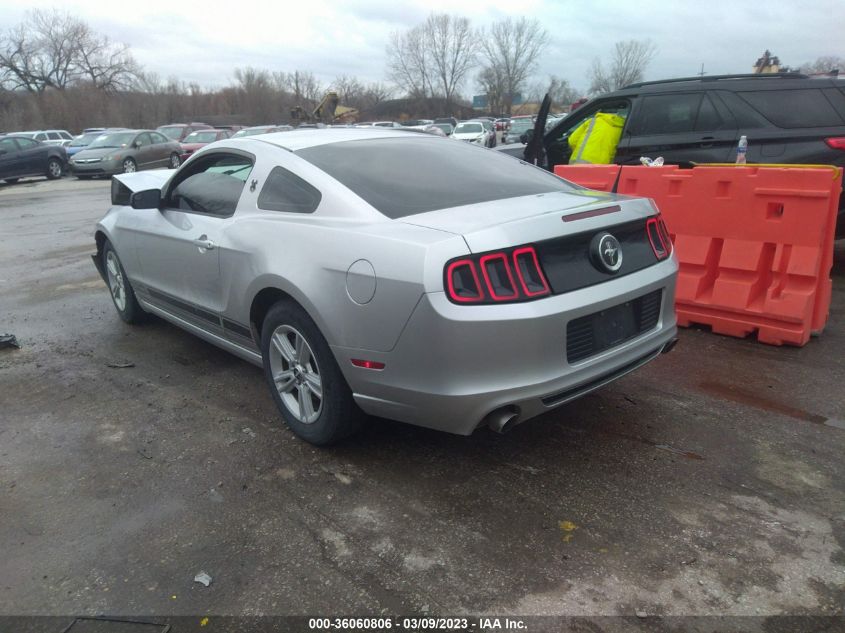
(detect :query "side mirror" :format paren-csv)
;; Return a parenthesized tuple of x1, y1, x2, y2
(132, 141, 140, 149)
(520, 129, 534, 145)
(130, 189, 161, 209)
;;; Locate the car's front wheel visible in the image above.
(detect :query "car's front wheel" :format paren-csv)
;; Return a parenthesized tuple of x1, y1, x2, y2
(169, 153, 181, 169)
(102, 240, 145, 323)
(261, 301, 364, 445)
(46, 158, 63, 180)
(122, 158, 137, 173)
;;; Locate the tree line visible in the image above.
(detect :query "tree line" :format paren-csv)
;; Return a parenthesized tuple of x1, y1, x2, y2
(1, 9, 840, 133)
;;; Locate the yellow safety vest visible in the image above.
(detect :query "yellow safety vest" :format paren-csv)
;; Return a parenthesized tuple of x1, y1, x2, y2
(568, 113, 625, 165)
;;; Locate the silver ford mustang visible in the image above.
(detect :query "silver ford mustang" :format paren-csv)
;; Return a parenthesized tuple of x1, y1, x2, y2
(92, 128, 678, 445)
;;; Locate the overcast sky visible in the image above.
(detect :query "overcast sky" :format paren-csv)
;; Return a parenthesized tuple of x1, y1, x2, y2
(0, 0, 841, 96)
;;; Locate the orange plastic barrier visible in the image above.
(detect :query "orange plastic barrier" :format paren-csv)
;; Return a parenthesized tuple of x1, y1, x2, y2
(616, 164, 842, 346)
(553, 164, 621, 192)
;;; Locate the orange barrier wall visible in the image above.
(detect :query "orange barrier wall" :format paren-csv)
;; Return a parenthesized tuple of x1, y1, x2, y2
(616, 165, 842, 346)
(553, 164, 621, 192)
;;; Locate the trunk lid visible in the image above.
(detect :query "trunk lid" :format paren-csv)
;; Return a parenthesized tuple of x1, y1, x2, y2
(400, 190, 652, 253)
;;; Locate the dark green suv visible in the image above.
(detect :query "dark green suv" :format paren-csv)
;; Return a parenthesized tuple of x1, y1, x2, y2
(498, 73, 845, 234)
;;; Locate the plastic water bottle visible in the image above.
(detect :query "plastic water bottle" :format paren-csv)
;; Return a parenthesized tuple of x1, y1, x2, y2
(736, 135, 748, 164)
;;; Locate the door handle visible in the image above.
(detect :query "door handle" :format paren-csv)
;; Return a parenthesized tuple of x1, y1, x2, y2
(192, 235, 216, 250)
(699, 136, 715, 148)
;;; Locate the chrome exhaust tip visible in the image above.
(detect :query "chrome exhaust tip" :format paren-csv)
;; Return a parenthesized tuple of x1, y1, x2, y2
(486, 406, 520, 434)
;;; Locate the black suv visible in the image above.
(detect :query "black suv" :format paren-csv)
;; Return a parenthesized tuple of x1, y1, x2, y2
(499, 73, 845, 234)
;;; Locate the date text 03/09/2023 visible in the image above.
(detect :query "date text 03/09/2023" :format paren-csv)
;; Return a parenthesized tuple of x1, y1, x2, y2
(307, 617, 527, 630)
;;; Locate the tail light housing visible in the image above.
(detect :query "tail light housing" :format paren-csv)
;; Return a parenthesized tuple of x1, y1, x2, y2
(646, 215, 672, 260)
(445, 245, 550, 304)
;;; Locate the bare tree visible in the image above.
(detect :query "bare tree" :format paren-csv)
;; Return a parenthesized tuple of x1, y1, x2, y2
(279, 70, 323, 105)
(477, 66, 505, 114)
(425, 14, 477, 108)
(589, 39, 656, 95)
(0, 10, 139, 92)
(799, 55, 844, 75)
(386, 25, 433, 99)
(478, 17, 549, 114)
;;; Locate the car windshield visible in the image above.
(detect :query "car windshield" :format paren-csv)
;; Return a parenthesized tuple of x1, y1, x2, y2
(185, 131, 218, 143)
(69, 132, 105, 147)
(297, 137, 575, 219)
(157, 126, 184, 140)
(510, 118, 534, 131)
(433, 123, 452, 134)
(87, 132, 137, 149)
(455, 123, 483, 134)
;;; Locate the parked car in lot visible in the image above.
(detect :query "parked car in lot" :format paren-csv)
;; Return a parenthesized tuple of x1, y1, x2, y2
(156, 122, 213, 142)
(452, 120, 496, 147)
(231, 125, 289, 138)
(15, 129, 74, 147)
(0, 135, 67, 183)
(503, 115, 535, 144)
(66, 128, 128, 157)
(179, 129, 232, 162)
(497, 73, 845, 234)
(495, 118, 510, 131)
(70, 130, 182, 177)
(92, 128, 678, 445)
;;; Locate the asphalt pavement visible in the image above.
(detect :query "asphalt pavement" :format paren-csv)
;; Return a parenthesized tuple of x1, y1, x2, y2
(1, 176, 843, 623)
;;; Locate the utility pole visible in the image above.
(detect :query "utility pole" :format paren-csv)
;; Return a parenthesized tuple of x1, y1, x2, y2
(698, 63, 706, 77)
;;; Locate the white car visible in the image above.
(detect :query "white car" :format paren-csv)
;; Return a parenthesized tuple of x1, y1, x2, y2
(452, 121, 495, 148)
(15, 129, 74, 147)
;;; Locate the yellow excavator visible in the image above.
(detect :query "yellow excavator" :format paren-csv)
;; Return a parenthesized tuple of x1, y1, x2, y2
(290, 91, 359, 125)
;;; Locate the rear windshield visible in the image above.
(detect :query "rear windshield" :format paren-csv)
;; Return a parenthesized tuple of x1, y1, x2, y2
(296, 137, 575, 218)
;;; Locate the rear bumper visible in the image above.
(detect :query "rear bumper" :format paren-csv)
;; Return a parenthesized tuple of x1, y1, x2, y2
(333, 258, 678, 435)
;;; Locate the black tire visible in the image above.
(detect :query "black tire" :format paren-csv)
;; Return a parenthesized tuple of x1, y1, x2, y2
(46, 158, 63, 180)
(122, 158, 137, 174)
(4, 178, 19, 184)
(169, 153, 181, 169)
(261, 301, 364, 445)
(102, 240, 145, 324)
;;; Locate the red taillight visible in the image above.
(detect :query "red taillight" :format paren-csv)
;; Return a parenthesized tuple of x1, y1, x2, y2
(824, 137, 845, 150)
(445, 245, 550, 304)
(351, 359, 385, 370)
(446, 259, 483, 303)
(646, 217, 670, 260)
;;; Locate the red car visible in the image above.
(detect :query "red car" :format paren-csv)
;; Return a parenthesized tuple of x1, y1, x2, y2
(178, 129, 232, 162)
(156, 122, 213, 143)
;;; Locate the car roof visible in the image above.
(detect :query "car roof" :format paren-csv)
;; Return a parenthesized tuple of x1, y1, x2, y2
(611, 73, 844, 96)
(244, 127, 421, 151)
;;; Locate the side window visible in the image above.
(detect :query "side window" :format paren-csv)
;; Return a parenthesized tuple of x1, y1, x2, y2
(713, 91, 767, 129)
(165, 152, 253, 217)
(257, 166, 322, 214)
(35, 133, 47, 141)
(695, 94, 729, 131)
(16, 138, 38, 150)
(60, 131, 73, 140)
(150, 132, 169, 144)
(135, 133, 152, 147)
(0, 137, 18, 153)
(738, 89, 844, 128)
(633, 93, 702, 135)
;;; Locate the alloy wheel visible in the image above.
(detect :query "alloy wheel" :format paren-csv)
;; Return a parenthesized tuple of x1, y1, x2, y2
(105, 251, 126, 311)
(268, 324, 323, 424)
